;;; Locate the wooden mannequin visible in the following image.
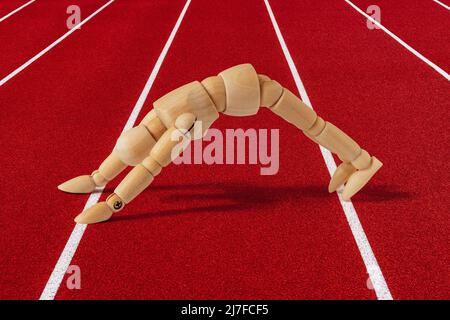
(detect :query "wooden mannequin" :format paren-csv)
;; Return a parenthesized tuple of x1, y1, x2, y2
(58, 64, 382, 224)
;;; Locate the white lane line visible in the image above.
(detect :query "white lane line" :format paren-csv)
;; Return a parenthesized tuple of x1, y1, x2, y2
(433, 0, 450, 10)
(263, 0, 393, 300)
(0, 0, 36, 23)
(0, 0, 114, 87)
(39, 0, 192, 301)
(345, 0, 450, 81)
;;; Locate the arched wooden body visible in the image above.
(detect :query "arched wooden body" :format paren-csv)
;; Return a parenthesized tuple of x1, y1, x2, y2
(58, 64, 382, 224)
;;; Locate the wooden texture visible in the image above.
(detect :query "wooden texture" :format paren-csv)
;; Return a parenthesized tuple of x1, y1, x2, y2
(258, 74, 271, 83)
(114, 164, 154, 203)
(154, 81, 218, 135)
(74, 202, 113, 224)
(63, 64, 383, 223)
(106, 193, 125, 212)
(140, 109, 167, 140)
(98, 152, 127, 181)
(114, 124, 157, 166)
(57, 175, 96, 194)
(219, 63, 260, 116)
(270, 88, 317, 131)
(91, 170, 107, 186)
(305, 116, 325, 136)
(342, 157, 383, 200)
(260, 79, 283, 107)
(58, 153, 127, 193)
(175, 112, 196, 133)
(315, 122, 361, 162)
(328, 162, 356, 193)
(142, 156, 162, 177)
(149, 127, 183, 167)
(201, 76, 226, 112)
(351, 149, 371, 170)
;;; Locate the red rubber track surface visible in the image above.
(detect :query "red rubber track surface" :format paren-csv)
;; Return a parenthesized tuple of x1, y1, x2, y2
(0, 0, 449, 300)
(352, 0, 450, 72)
(0, 0, 186, 299)
(270, 0, 450, 299)
(0, 0, 106, 79)
(0, 0, 32, 17)
(55, 0, 376, 300)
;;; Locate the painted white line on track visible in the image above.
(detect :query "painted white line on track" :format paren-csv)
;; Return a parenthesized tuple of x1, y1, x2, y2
(39, 0, 192, 300)
(263, 0, 393, 300)
(433, 0, 450, 10)
(0, 0, 114, 87)
(345, 0, 450, 81)
(0, 0, 36, 23)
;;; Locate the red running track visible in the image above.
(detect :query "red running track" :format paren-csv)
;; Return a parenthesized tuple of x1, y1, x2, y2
(351, 0, 450, 72)
(56, 0, 377, 300)
(0, 0, 448, 300)
(270, 0, 450, 299)
(0, 0, 106, 79)
(0, 0, 186, 299)
(0, 0, 33, 17)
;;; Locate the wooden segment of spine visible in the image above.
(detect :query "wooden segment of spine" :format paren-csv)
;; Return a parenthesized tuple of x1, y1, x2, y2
(219, 64, 260, 116)
(201, 76, 226, 112)
(153, 81, 218, 135)
(270, 88, 317, 131)
(315, 122, 361, 162)
(114, 164, 154, 203)
(114, 125, 157, 166)
(140, 109, 167, 140)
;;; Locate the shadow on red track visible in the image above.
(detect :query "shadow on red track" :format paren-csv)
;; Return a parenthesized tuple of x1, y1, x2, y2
(85, 182, 415, 223)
